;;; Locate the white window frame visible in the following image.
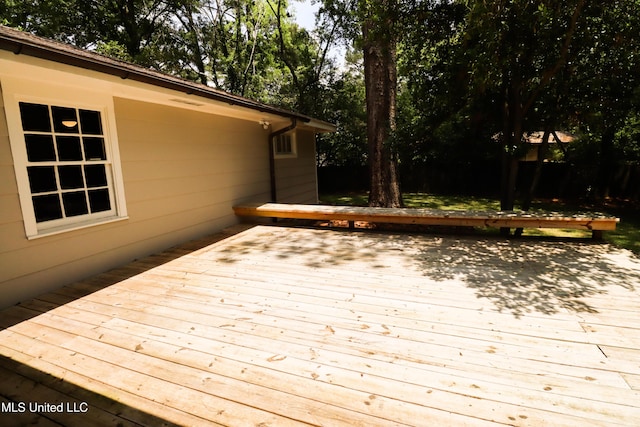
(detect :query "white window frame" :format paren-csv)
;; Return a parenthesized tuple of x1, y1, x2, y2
(273, 132, 297, 159)
(2, 77, 128, 239)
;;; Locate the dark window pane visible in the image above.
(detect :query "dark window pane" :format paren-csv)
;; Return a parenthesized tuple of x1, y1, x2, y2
(52, 106, 79, 133)
(27, 166, 57, 193)
(19, 102, 51, 132)
(33, 194, 62, 222)
(56, 136, 83, 161)
(88, 189, 111, 213)
(79, 109, 103, 135)
(25, 134, 55, 162)
(62, 191, 88, 217)
(83, 137, 106, 160)
(84, 164, 107, 187)
(275, 135, 292, 154)
(58, 165, 84, 189)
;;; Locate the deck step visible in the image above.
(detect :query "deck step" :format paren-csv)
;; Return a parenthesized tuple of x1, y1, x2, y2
(233, 203, 619, 232)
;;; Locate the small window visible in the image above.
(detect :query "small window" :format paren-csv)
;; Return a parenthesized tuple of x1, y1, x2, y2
(17, 101, 116, 231)
(273, 133, 297, 158)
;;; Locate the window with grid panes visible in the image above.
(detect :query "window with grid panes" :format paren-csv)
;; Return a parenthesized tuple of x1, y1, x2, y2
(273, 132, 296, 158)
(19, 102, 115, 225)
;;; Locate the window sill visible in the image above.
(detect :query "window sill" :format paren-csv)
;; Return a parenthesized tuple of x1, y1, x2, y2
(27, 216, 129, 240)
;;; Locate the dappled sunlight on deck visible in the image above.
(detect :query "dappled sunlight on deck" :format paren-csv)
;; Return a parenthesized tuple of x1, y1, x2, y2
(214, 225, 639, 317)
(1, 224, 640, 425)
(413, 236, 639, 317)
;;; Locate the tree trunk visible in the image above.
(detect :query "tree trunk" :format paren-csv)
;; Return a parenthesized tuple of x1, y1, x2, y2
(498, 78, 524, 235)
(501, 154, 520, 211)
(183, 5, 208, 86)
(119, 0, 142, 57)
(597, 125, 616, 199)
(523, 129, 551, 211)
(515, 129, 550, 237)
(362, 2, 403, 208)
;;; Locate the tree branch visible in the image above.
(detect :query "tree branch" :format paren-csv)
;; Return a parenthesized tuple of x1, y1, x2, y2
(267, 0, 301, 91)
(523, 0, 586, 115)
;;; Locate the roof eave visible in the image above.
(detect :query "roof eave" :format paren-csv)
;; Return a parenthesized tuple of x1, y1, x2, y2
(0, 26, 316, 124)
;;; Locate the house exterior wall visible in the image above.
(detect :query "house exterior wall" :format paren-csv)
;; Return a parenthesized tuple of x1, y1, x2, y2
(274, 129, 318, 204)
(114, 97, 272, 228)
(0, 89, 292, 309)
(0, 42, 327, 309)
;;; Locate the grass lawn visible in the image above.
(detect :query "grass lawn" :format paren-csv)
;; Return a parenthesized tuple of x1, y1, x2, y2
(319, 192, 640, 255)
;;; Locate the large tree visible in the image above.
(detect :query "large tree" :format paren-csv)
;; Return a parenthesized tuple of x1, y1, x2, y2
(320, 0, 403, 207)
(570, 0, 640, 199)
(0, 0, 190, 64)
(461, 0, 586, 213)
(361, 0, 402, 207)
(399, 0, 640, 205)
(0, 0, 333, 113)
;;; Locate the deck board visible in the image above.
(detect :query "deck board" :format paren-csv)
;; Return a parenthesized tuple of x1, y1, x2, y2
(1, 224, 640, 426)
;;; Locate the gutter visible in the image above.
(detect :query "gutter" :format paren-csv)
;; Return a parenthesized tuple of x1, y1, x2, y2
(268, 118, 297, 202)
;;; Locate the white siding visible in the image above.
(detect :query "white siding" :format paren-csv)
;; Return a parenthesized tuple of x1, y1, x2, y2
(0, 96, 274, 308)
(275, 129, 318, 204)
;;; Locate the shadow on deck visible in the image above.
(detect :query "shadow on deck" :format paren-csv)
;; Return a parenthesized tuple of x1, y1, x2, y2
(220, 223, 640, 318)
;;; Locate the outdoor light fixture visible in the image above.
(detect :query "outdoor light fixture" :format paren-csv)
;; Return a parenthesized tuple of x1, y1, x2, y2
(61, 120, 77, 128)
(259, 119, 271, 130)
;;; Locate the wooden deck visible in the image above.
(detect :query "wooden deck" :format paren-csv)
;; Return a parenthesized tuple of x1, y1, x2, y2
(1, 224, 640, 426)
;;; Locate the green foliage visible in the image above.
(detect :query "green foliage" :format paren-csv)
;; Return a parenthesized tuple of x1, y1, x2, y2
(617, 114, 640, 163)
(95, 40, 133, 62)
(321, 191, 502, 211)
(316, 66, 367, 167)
(395, 0, 640, 200)
(3, 0, 640, 202)
(607, 219, 640, 255)
(0, 0, 336, 114)
(396, 1, 497, 171)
